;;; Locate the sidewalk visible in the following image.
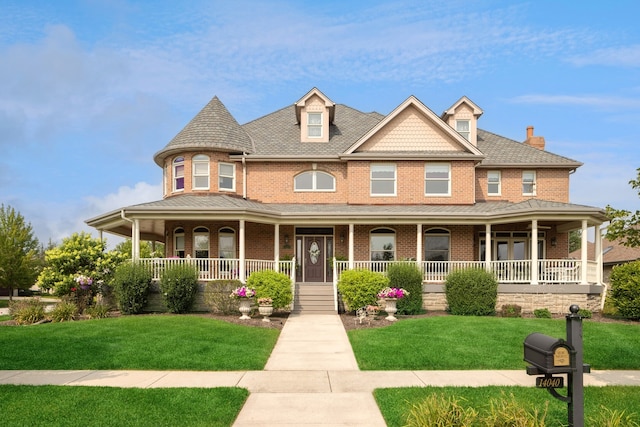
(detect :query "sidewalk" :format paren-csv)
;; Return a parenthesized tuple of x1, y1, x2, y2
(1, 314, 640, 426)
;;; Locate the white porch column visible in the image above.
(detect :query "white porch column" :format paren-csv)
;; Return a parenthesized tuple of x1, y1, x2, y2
(485, 223, 492, 271)
(581, 220, 588, 285)
(132, 219, 140, 260)
(239, 220, 246, 282)
(531, 219, 539, 285)
(595, 224, 603, 285)
(348, 223, 354, 269)
(416, 223, 423, 263)
(274, 224, 280, 272)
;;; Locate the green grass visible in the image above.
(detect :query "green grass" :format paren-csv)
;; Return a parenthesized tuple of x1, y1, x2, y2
(0, 314, 279, 370)
(375, 386, 640, 427)
(0, 315, 10, 322)
(0, 385, 247, 427)
(0, 299, 9, 308)
(348, 316, 640, 370)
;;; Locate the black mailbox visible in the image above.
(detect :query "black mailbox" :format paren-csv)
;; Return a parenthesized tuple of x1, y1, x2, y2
(524, 332, 575, 374)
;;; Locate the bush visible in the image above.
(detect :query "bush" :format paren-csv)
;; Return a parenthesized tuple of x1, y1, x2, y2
(387, 262, 424, 315)
(160, 263, 200, 313)
(204, 280, 244, 314)
(49, 300, 78, 322)
(587, 406, 640, 427)
(111, 262, 153, 314)
(9, 298, 46, 325)
(445, 267, 498, 316)
(84, 303, 111, 319)
(534, 308, 552, 319)
(578, 308, 593, 319)
(337, 269, 389, 312)
(609, 260, 640, 320)
(501, 304, 522, 318)
(405, 394, 478, 426)
(246, 270, 293, 310)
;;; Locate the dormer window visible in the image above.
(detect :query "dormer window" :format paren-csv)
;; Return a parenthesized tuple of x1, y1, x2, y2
(307, 113, 322, 138)
(456, 120, 470, 141)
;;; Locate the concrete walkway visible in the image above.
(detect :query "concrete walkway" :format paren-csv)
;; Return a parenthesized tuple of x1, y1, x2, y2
(1, 313, 640, 426)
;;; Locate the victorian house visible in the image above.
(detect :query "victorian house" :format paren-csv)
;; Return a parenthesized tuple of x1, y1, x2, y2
(87, 88, 607, 313)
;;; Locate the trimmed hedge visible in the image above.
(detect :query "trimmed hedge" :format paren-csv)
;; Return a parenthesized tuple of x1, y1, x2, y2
(160, 263, 200, 314)
(609, 260, 640, 320)
(337, 269, 389, 311)
(387, 262, 424, 314)
(111, 262, 152, 315)
(445, 267, 498, 316)
(246, 270, 293, 310)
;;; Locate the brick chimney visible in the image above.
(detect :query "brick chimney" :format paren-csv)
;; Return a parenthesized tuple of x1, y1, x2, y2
(524, 126, 545, 150)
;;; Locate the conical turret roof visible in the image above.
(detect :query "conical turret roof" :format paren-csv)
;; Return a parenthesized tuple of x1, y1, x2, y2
(153, 96, 254, 165)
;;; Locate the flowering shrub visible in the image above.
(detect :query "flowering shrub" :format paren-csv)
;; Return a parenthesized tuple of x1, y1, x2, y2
(230, 286, 256, 299)
(75, 275, 93, 288)
(378, 287, 409, 299)
(258, 297, 273, 306)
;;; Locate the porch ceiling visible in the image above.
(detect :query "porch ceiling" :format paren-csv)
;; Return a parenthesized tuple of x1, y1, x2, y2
(86, 194, 608, 241)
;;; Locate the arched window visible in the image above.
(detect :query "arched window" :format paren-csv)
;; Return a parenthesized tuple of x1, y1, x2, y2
(294, 170, 335, 191)
(194, 227, 209, 258)
(370, 228, 395, 261)
(174, 227, 185, 258)
(192, 155, 210, 190)
(218, 227, 236, 259)
(424, 228, 450, 261)
(173, 157, 185, 192)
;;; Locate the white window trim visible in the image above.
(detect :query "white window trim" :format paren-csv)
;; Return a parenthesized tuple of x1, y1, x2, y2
(370, 228, 396, 261)
(424, 228, 451, 262)
(294, 170, 336, 192)
(487, 170, 501, 196)
(173, 157, 185, 193)
(193, 227, 210, 258)
(192, 155, 210, 190)
(218, 162, 236, 192)
(456, 120, 470, 141)
(174, 228, 185, 258)
(523, 170, 536, 196)
(370, 163, 397, 196)
(307, 112, 322, 138)
(425, 163, 451, 196)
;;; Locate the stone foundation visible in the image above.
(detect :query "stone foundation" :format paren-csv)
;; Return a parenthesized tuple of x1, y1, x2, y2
(422, 284, 603, 314)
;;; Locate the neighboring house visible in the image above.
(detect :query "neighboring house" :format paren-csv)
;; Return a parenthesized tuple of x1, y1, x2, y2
(87, 88, 607, 313)
(571, 238, 640, 284)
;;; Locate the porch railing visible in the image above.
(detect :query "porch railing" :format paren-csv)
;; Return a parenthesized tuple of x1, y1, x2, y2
(139, 257, 597, 287)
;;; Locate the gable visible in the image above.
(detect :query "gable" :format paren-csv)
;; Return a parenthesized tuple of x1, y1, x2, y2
(357, 105, 463, 152)
(345, 96, 484, 156)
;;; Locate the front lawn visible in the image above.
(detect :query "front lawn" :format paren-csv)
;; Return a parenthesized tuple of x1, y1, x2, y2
(0, 315, 279, 370)
(376, 386, 640, 427)
(0, 385, 247, 427)
(348, 316, 640, 370)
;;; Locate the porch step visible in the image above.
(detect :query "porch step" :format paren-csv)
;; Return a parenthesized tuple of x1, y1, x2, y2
(293, 283, 336, 314)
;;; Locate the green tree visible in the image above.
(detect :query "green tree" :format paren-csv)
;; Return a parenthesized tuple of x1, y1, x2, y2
(569, 230, 581, 253)
(606, 167, 640, 247)
(0, 205, 41, 300)
(114, 240, 165, 258)
(37, 232, 128, 296)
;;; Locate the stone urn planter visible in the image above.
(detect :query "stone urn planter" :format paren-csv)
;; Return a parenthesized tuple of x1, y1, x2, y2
(258, 305, 274, 322)
(383, 298, 398, 321)
(238, 298, 252, 320)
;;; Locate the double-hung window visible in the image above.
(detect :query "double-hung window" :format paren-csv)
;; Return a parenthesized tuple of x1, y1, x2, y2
(370, 164, 396, 196)
(192, 155, 210, 190)
(218, 162, 235, 191)
(173, 157, 184, 192)
(523, 171, 536, 195)
(174, 227, 185, 258)
(425, 163, 451, 196)
(487, 170, 501, 195)
(370, 228, 396, 261)
(307, 113, 322, 138)
(456, 120, 470, 141)
(424, 228, 450, 262)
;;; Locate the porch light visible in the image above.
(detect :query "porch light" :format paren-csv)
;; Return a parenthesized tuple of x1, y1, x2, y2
(284, 234, 289, 245)
(551, 237, 557, 247)
(340, 232, 345, 243)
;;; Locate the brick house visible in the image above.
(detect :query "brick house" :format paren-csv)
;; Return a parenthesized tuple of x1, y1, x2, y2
(86, 88, 607, 313)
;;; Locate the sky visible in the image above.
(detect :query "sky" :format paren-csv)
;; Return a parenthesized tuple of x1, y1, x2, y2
(2, 0, 640, 248)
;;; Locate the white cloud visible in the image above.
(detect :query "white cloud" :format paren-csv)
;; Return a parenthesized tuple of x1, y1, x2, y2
(569, 44, 640, 67)
(85, 182, 162, 214)
(509, 94, 640, 110)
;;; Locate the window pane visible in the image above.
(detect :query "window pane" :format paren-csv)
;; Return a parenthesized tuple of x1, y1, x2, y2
(219, 176, 233, 189)
(194, 162, 208, 174)
(456, 120, 469, 131)
(175, 165, 184, 177)
(488, 183, 499, 194)
(371, 164, 395, 178)
(295, 172, 313, 190)
(425, 164, 449, 178)
(175, 177, 184, 190)
(308, 126, 321, 137)
(370, 235, 395, 261)
(315, 172, 335, 190)
(372, 180, 395, 195)
(194, 176, 208, 188)
(195, 234, 209, 251)
(308, 113, 321, 125)
(219, 235, 235, 258)
(425, 180, 448, 194)
(220, 163, 234, 175)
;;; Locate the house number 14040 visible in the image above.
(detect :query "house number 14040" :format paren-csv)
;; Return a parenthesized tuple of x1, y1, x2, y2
(536, 376, 564, 389)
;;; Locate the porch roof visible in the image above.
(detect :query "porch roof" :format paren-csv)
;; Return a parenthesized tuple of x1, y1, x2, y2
(86, 194, 608, 242)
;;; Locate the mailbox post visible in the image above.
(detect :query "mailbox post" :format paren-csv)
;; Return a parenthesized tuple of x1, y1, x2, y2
(524, 305, 589, 427)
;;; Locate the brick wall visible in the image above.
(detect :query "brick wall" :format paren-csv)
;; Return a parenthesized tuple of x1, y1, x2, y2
(475, 168, 570, 203)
